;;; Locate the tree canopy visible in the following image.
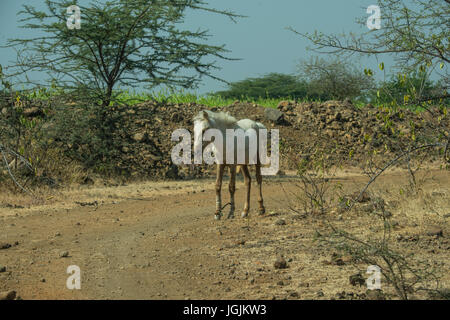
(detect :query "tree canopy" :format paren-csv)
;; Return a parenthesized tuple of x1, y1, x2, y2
(4, 0, 241, 106)
(289, 0, 449, 103)
(297, 57, 374, 101)
(215, 73, 308, 100)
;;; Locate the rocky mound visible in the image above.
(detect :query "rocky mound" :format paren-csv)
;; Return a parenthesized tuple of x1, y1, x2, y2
(105, 99, 448, 180)
(2, 98, 447, 181)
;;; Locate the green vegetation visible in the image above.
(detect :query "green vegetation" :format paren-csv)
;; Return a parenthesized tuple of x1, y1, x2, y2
(297, 57, 374, 101)
(214, 73, 308, 101)
(13, 85, 445, 111)
(5, 0, 241, 107)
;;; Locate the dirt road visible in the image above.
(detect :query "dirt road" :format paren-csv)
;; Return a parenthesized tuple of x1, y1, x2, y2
(1, 169, 449, 300)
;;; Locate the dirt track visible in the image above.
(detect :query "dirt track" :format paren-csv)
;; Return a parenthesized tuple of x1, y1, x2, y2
(1, 168, 449, 300)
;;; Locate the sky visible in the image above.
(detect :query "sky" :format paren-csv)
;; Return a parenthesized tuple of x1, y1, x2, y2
(0, 0, 394, 94)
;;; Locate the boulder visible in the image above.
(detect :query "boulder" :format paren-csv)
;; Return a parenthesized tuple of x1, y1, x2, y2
(264, 108, 283, 123)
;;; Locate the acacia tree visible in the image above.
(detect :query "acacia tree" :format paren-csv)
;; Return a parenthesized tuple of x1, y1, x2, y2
(5, 0, 241, 107)
(215, 73, 308, 100)
(297, 57, 374, 101)
(288, 0, 449, 299)
(289, 0, 449, 103)
(290, 0, 449, 160)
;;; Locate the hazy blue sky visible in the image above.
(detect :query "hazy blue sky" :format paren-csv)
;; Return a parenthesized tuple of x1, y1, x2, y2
(0, 0, 392, 93)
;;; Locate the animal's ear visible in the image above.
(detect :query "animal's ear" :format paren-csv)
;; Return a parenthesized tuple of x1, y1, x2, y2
(202, 110, 209, 120)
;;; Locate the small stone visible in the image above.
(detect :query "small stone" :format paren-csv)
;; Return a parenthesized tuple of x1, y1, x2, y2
(0, 290, 16, 300)
(133, 132, 148, 143)
(0, 243, 12, 250)
(366, 289, 385, 300)
(426, 226, 443, 237)
(275, 219, 286, 226)
(349, 273, 365, 287)
(0, 265, 6, 272)
(277, 100, 290, 110)
(274, 256, 288, 269)
(60, 251, 69, 258)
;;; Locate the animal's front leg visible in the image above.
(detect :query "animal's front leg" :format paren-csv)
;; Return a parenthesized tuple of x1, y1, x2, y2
(227, 165, 236, 219)
(241, 165, 251, 218)
(215, 164, 225, 220)
(255, 164, 265, 215)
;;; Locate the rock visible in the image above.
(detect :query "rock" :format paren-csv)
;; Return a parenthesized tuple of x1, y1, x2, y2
(274, 256, 288, 269)
(164, 164, 179, 179)
(264, 108, 283, 123)
(60, 251, 69, 258)
(349, 273, 365, 287)
(277, 100, 290, 110)
(333, 258, 345, 266)
(0, 290, 16, 300)
(0, 265, 6, 273)
(275, 219, 286, 226)
(426, 226, 443, 237)
(133, 132, 148, 143)
(0, 243, 12, 250)
(365, 289, 385, 300)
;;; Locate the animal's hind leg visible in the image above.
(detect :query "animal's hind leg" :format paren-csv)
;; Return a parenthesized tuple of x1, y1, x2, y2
(255, 164, 265, 215)
(227, 165, 236, 219)
(241, 165, 251, 218)
(215, 164, 225, 220)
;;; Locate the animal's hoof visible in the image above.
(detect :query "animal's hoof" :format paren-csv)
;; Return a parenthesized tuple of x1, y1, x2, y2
(258, 207, 266, 215)
(227, 213, 235, 219)
(214, 213, 222, 220)
(241, 211, 249, 218)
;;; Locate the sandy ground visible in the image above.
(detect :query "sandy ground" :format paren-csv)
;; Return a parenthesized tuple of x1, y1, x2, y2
(0, 168, 449, 300)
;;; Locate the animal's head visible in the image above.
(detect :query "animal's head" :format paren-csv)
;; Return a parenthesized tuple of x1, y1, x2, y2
(193, 110, 211, 132)
(193, 110, 212, 150)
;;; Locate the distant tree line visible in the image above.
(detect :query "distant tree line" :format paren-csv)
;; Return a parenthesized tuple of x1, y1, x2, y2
(214, 58, 447, 105)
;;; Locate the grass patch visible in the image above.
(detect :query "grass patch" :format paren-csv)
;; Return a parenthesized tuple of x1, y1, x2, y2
(16, 86, 443, 111)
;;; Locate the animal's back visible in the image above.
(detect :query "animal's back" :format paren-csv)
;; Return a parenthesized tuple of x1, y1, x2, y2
(236, 119, 266, 131)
